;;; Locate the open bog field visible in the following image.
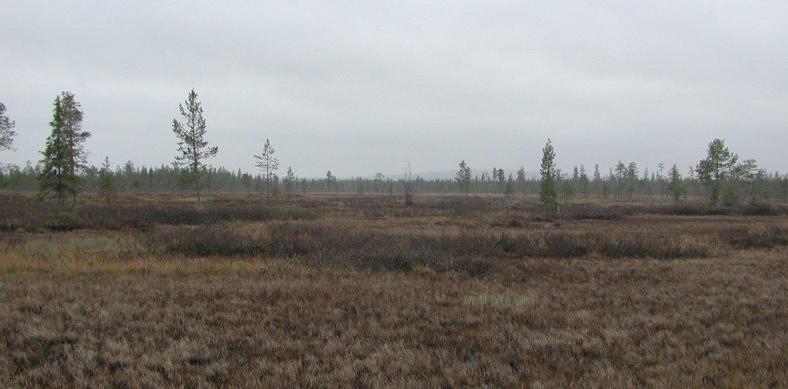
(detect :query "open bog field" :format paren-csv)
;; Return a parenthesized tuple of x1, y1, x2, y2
(0, 193, 786, 387)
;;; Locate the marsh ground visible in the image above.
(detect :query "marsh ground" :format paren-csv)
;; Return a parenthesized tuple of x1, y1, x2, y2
(1, 193, 786, 387)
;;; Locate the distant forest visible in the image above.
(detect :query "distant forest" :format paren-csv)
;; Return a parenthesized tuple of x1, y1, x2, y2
(1, 90, 786, 204)
(2, 159, 786, 201)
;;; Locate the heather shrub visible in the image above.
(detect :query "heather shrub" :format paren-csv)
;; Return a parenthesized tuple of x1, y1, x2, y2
(0, 201, 317, 231)
(142, 223, 742, 263)
(718, 225, 787, 249)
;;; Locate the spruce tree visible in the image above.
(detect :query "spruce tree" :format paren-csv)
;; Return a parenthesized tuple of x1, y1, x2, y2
(578, 164, 589, 197)
(626, 162, 638, 198)
(539, 139, 558, 212)
(172, 89, 218, 203)
(668, 164, 682, 202)
(98, 156, 116, 206)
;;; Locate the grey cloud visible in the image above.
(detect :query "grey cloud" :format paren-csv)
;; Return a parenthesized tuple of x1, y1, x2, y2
(1, 0, 786, 177)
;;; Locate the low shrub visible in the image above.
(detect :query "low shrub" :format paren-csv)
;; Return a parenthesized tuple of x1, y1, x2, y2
(717, 226, 788, 249)
(0, 201, 317, 232)
(144, 225, 266, 256)
(143, 222, 741, 265)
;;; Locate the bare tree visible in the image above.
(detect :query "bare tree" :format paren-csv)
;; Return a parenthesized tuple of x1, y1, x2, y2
(172, 89, 218, 203)
(254, 138, 279, 202)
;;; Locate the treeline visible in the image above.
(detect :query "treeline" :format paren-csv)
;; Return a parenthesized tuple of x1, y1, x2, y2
(2, 158, 786, 201)
(0, 90, 786, 206)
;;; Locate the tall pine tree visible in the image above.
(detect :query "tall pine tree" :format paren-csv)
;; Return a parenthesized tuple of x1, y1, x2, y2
(172, 89, 218, 203)
(253, 138, 279, 202)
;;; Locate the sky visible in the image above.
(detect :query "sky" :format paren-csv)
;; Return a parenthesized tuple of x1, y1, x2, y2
(1, 0, 787, 178)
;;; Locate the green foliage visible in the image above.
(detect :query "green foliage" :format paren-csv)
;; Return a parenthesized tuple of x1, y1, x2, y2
(504, 180, 514, 196)
(561, 181, 574, 200)
(401, 164, 417, 206)
(283, 166, 296, 194)
(495, 168, 505, 192)
(98, 156, 116, 207)
(455, 160, 472, 194)
(39, 92, 91, 205)
(254, 138, 279, 201)
(172, 89, 218, 203)
(539, 139, 557, 212)
(668, 164, 683, 202)
(579, 165, 590, 196)
(325, 170, 336, 189)
(722, 184, 739, 206)
(515, 166, 527, 194)
(696, 139, 737, 205)
(695, 139, 765, 206)
(0, 102, 17, 151)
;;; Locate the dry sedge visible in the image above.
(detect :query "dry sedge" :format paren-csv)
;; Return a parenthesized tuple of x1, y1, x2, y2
(0, 193, 786, 387)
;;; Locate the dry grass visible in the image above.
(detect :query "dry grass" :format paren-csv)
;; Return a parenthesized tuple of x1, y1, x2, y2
(0, 193, 786, 386)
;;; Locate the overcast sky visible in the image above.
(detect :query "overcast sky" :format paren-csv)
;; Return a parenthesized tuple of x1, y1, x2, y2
(2, 1, 786, 177)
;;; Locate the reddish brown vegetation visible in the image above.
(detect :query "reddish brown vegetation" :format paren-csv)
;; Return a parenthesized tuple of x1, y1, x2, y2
(0, 193, 785, 386)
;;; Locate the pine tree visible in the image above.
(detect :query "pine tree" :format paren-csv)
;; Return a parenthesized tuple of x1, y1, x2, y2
(283, 166, 296, 194)
(696, 139, 737, 206)
(172, 89, 218, 203)
(455, 160, 472, 194)
(495, 168, 505, 193)
(539, 139, 558, 212)
(0, 102, 17, 151)
(39, 92, 91, 205)
(98, 156, 116, 207)
(325, 170, 336, 190)
(254, 138, 279, 202)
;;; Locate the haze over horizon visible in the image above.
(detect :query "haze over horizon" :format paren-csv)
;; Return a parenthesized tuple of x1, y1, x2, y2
(2, 1, 787, 177)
